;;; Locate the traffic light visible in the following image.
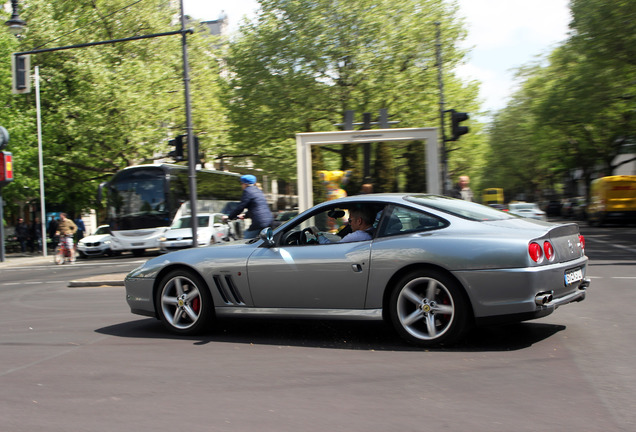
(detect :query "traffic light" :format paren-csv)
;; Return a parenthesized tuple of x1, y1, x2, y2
(11, 54, 30, 94)
(0, 152, 14, 186)
(450, 109, 469, 141)
(168, 135, 184, 161)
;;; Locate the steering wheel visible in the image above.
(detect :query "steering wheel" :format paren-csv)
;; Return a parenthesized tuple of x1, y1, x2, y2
(282, 230, 301, 245)
(300, 226, 319, 245)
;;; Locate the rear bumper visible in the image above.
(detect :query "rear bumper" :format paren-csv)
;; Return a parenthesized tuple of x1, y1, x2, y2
(455, 256, 589, 320)
(549, 277, 589, 307)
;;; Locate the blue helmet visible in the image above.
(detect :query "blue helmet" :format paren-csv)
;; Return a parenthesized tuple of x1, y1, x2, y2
(240, 174, 257, 185)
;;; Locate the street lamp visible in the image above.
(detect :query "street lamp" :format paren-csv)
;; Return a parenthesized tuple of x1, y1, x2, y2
(4, 0, 26, 36)
(5, 1, 47, 258)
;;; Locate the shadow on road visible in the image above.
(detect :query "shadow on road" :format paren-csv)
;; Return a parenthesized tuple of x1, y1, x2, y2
(96, 317, 566, 352)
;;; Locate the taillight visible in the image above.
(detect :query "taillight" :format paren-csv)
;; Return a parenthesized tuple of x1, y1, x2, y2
(579, 235, 585, 252)
(529, 242, 543, 263)
(543, 241, 555, 261)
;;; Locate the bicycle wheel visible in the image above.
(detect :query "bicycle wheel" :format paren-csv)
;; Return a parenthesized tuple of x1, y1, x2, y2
(54, 246, 65, 265)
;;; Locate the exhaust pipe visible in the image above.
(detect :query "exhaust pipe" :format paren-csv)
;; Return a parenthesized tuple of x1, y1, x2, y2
(535, 291, 554, 306)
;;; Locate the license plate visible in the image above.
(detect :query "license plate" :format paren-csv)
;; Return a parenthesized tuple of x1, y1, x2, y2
(131, 242, 144, 246)
(565, 268, 583, 286)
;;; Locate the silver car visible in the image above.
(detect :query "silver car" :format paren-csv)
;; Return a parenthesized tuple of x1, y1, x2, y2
(508, 202, 547, 221)
(125, 194, 590, 347)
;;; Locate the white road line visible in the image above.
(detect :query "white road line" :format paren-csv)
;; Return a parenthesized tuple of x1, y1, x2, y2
(585, 237, 636, 254)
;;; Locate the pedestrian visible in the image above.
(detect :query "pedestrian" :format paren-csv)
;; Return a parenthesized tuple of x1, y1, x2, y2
(74, 216, 85, 240)
(14, 217, 29, 253)
(48, 216, 58, 247)
(224, 174, 273, 239)
(450, 175, 473, 201)
(360, 183, 374, 194)
(29, 217, 42, 253)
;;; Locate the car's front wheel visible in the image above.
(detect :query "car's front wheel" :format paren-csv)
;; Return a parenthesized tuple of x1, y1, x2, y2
(156, 269, 214, 335)
(389, 270, 470, 347)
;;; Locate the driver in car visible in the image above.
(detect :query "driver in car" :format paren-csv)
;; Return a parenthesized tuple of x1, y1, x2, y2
(317, 205, 375, 244)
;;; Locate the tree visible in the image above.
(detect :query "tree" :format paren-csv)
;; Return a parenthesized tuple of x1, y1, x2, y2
(1, 0, 229, 217)
(225, 0, 475, 184)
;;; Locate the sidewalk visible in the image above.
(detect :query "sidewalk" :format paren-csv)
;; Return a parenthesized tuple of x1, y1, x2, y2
(0, 252, 127, 287)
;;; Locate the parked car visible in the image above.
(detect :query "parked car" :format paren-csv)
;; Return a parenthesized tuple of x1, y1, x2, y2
(159, 213, 233, 253)
(508, 202, 547, 221)
(562, 197, 586, 220)
(487, 203, 507, 211)
(77, 225, 115, 258)
(545, 200, 562, 217)
(125, 194, 589, 347)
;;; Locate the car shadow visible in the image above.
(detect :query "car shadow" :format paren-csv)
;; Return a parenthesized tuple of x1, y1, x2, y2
(96, 317, 566, 352)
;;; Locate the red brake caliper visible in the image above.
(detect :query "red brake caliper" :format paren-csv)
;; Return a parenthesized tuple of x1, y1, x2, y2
(192, 297, 201, 314)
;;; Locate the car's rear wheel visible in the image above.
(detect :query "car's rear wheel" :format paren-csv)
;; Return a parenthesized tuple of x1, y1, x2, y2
(389, 270, 470, 347)
(156, 269, 214, 335)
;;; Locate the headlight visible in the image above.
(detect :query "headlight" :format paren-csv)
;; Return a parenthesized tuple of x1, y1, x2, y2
(159, 236, 167, 242)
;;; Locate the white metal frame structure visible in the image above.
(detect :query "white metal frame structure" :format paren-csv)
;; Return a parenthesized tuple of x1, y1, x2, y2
(296, 128, 439, 212)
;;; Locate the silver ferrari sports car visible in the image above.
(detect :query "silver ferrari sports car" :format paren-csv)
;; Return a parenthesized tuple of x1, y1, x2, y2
(125, 194, 590, 347)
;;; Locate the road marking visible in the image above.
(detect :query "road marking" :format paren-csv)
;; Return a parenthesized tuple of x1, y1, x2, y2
(585, 237, 636, 254)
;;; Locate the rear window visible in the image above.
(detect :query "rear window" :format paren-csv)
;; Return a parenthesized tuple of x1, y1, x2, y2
(405, 195, 514, 221)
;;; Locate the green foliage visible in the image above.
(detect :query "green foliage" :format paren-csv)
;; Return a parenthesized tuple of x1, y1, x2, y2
(225, 0, 475, 184)
(483, 0, 636, 202)
(1, 0, 228, 218)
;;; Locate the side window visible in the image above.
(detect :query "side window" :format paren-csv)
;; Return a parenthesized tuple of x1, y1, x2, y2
(378, 206, 447, 237)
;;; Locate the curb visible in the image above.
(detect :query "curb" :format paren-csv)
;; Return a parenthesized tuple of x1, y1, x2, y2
(68, 280, 126, 288)
(67, 272, 129, 288)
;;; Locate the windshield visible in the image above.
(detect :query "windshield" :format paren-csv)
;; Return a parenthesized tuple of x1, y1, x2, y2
(94, 226, 110, 235)
(171, 216, 210, 229)
(106, 167, 171, 230)
(405, 195, 514, 221)
(509, 203, 537, 210)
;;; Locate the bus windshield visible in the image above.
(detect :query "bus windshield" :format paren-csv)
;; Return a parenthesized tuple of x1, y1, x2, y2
(107, 167, 170, 230)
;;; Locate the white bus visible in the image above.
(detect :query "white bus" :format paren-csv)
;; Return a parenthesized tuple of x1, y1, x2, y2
(99, 164, 242, 256)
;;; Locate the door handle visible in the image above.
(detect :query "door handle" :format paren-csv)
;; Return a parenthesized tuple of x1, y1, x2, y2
(351, 264, 363, 272)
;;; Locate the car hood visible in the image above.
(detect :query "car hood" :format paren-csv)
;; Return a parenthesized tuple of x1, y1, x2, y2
(164, 227, 212, 238)
(127, 239, 257, 279)
(79, 234, 110, 243)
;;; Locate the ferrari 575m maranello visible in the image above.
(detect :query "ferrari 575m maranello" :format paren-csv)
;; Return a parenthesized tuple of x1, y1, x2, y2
(125, 194, 590, 347)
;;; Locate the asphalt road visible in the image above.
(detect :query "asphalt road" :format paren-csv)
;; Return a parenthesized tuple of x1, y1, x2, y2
(0, 223, 635, 432)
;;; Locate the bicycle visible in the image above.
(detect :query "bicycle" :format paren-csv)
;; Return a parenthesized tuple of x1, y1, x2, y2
(54, 235, 76, 265)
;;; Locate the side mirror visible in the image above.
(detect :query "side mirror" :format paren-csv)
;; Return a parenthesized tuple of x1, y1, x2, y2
(259, 227, 274, 247)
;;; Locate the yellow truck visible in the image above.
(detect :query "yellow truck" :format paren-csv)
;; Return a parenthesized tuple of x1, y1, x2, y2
(587, 175, 636, 226)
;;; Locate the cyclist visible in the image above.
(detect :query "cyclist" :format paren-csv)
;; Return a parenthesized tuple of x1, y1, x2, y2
(56, 213, 78, 256)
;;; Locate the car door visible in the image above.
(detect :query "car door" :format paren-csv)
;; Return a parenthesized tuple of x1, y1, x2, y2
(247, 241, 371, 309)
(246, 206, 372, 309)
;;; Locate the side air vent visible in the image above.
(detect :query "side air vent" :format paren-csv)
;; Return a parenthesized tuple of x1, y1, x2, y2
(212, 274, 245, 305)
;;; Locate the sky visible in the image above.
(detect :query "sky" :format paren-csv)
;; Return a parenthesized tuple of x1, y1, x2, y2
(183, 0, 572, 116)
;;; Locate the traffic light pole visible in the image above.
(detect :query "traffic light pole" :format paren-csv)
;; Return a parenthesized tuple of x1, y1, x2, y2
(0, 188, 5, 262)
(179, 0, 199, 248)
(435, 22, 450, 195)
